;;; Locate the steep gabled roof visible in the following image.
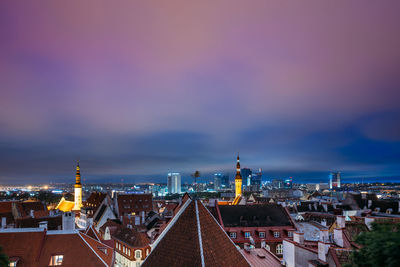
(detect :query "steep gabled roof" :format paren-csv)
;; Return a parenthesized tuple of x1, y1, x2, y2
(0, 230, 114, 267)
(142, 199, 250, 267)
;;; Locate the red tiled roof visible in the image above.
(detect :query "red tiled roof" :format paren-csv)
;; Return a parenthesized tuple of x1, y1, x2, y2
(142, 199, 250, 267)
(0, 230, 114, 267)
(83, 192, 107, 214)
(116, 194, 152, 217)
(0, 201, 14, 213)
(240, 248, 282, 267)
(112, 226, 150, 248)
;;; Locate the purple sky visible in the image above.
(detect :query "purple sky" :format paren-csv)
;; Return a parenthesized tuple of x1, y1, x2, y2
(1, 1, 400, 184)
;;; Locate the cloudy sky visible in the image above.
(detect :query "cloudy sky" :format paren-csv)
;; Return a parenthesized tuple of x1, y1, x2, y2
(1, 1, 400, 184)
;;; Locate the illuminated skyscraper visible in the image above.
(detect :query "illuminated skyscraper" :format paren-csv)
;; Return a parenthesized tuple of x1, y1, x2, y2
(167, 173, 181, 194)
(214, 173, 222, 190)
(329, 172, 341, 189)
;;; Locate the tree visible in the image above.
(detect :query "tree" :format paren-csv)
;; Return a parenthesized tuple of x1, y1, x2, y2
(0, 246, 9, 267)
(191, 170, 200, 184)
(345, 222, 400, 267)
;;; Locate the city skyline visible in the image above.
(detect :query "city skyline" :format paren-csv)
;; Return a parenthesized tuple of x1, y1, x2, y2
(1, 1, 400, 184)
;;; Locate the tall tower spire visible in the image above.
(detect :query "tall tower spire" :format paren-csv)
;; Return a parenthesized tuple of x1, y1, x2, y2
(75, 161, 81, 187)
(73, 160, 83, 210)
(235, 153, 242, 198)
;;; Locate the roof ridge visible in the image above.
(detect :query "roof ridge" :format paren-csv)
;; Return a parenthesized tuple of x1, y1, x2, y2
(198, 201, 252, 266)
(78, 231, 110, 266)
(81, 230, 114, 249)
(195, 201, 205, 267)
(142, 198, 192, 265)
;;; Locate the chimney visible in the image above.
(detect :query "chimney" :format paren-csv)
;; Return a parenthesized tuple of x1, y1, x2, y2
(322, 203, 328, 212)
(39, 221, 48, 230)
(1, 217, 6, 228)
(333, 228, 344, 247)
(318, 241, 330, 262)
(319, 229, 329, 243)
(364, 217, 375, 230)
(30, 209, 35, 218)
(293, 232, 304, 245)
(62, 212, 75, 230)
(336, 216, 345, 229)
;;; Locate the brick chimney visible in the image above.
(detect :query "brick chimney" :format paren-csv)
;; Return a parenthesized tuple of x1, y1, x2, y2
(293, 232, 304, 245)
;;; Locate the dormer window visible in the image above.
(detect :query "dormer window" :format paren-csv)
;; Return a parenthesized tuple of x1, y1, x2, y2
(135, 250, 142, 259)
(259, 232, 265, 238)
(273, 231, 280, 238)
(229, 232, 237, 239)
(244, 232, 251, 239)
(288, 231, 293, 237)
(49, 255, 63, 266)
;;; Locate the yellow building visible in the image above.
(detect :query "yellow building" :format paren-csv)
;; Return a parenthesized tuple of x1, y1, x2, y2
(234, 154, 242, 198)
(56, 162, 83, 212)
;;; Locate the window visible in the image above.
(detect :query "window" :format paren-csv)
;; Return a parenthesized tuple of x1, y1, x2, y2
(123, 246, 125, 253)
(146, 249, 149, 256)
(276, 244, 283, 254)
(49, 255, 63, 266)
(244, 232, 251, 239)
(259, 232, 265, 238)
(265, 244, 270, 251)
(135, 250, 142, 259)
(288, 231, 293, 237)
(229, 232, 237, 239)
(128, 249, 131, 256)
(9, 261, 17, 267)
(274, 231, 280, 238)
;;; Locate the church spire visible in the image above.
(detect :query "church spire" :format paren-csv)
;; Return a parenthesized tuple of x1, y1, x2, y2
(235, 153, 242, 198)
(75, 160, 82, 188)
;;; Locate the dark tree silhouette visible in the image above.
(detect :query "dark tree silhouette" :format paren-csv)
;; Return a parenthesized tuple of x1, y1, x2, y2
(0, 246, 9, 267)
(345, 222, 400, 267)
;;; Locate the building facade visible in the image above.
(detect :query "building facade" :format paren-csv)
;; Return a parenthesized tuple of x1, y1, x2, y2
(167, 173, 181, 194)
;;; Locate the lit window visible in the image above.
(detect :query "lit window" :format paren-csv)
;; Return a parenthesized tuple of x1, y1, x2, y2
(288, 231, 293, 237)
(265, 244, 270, 251)
(123, 246, 125, 253)
(146, 249, 149, 256)
(49, 255, 64, 266)
(259, 232, 265, 238)
(244, 232, 251, 239)
(229, 232, 237, 239)
(274, 231, 280, 238)
(9, 262, 17, 267)
(135, 250, 142, 259)
(276, 244, 283, 254)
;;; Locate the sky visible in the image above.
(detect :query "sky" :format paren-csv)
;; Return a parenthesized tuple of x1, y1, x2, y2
(1, 1, 400, 184)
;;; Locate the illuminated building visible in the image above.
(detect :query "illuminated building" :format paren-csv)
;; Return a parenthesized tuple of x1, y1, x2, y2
(329, 172, 341, 189)
(235, 155, 242, 198)
(167, 173, 181, 194)
(214, 173, 222, 190)
(56, 161, 84, 212)
(73, 162, 83, 210)
(241, 168, 252, 187)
